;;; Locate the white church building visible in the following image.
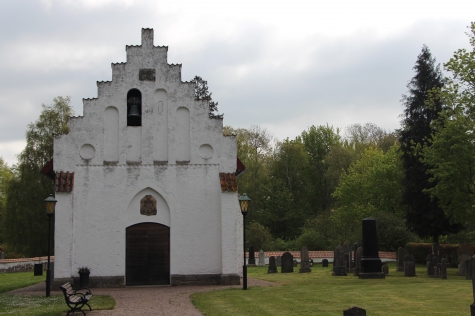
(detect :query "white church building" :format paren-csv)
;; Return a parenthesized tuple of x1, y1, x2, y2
(52, 29, 243, 287)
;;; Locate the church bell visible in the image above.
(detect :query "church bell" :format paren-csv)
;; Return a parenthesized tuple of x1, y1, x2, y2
(127, 97, 141, 118)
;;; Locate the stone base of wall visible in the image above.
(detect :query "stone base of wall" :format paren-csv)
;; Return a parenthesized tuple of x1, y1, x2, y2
(52, 276, 125, 289)
(171, 274, 240, 286)
(53, 274, 240, 288)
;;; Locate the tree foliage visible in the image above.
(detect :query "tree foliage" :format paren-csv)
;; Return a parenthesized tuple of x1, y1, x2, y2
(3, 96, 73, 257)
(424, 23, 475, 226)
(193, 75, 222, 119)
(301, 124, 342, 214)
(0, 158, 13, 244)
(399, 45, 460, 242)
(331, 145, 404, 243)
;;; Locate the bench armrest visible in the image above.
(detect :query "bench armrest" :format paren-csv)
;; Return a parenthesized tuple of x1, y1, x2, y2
(74, 287, 92, 295)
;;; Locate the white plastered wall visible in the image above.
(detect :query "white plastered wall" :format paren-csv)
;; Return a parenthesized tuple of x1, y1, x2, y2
(53, 29, 241, 282)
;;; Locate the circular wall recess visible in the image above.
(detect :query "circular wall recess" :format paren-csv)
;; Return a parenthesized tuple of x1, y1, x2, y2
(80, 144, 96, 160)
(198, 144, 213, 159)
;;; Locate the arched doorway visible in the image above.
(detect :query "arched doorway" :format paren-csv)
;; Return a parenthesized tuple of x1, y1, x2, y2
(126, 222, 170, 285)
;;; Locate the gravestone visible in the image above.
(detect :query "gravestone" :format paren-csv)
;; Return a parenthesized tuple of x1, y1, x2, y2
(470, 255, 475, 315)
(343, 241, 352, 271)
(354, 246, 363, 276)
(258, 249, 265, 266)
(359, 218, 385, 279)
(281, 252, 294, 273)
(293, 259, 298, 267)
(0, 251, 4, 260)
(396, 247, 407, 272)
(467, 259, 473, 280)
(322, 259, 329, 267)
(299, 246, 311, 273)
(460, 254, 471, 276)
(333, 244, 347, 276)
(459, 244, 473, 258)
(268, 256, 277, 273)
(382, 262, 389, 275)
(441, 258, 447, 279)
(309, 259, 314, 267)
(353, 242, 360, 269)
(433, 242, 440, 256)
(404, 254, 416, 277)
(276, 256, 282, 267)
(426, 254, 434, 276)
(248, 245, 256, 265)
(344, 306, 366, 316)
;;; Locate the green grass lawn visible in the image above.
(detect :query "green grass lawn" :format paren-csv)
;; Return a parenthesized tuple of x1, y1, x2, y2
(0, 272, 115, 315)
(191, 262, 473, 316)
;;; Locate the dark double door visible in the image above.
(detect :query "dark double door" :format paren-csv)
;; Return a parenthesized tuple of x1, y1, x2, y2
(126, 223, 170, 286)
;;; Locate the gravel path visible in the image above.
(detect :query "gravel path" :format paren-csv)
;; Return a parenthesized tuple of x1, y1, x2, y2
(9, 278, 276, 316)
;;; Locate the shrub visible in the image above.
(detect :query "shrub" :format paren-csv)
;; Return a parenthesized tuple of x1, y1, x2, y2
(293, 229, 327, 251)
(245, 222, 274, 251)
(374, 212, 419, 252)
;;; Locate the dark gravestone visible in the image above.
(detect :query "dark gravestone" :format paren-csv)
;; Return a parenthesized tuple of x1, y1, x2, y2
(276, 256, 282, 267)
(404, 254, 416, 277)
(268, 256, 277, 273)
(441, 258, 447, 279)
(309, 259, 314, 267)
(396, 247, 407, 272)
(248, 246, 256, 265)
(344, 306, 366, 316)
(354, 246, 363, 276)
(299, 246, 311, 273)
(467, 259, 473, 280)
(459, 244, 473, 276)
(281, 252, 294, 273)
(359, 218, 385, 279)
(471, 255, 475, 315)
(382, 262, 389, 275)
(460, 254, 471, 276)
(322, 259, 329, 267)
(333, 244, 347, 276)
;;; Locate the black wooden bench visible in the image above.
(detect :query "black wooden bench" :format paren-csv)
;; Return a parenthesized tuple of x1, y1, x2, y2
(60, 282, 93, 316)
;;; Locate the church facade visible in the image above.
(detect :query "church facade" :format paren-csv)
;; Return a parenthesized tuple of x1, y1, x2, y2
(52, 29, 242, 287)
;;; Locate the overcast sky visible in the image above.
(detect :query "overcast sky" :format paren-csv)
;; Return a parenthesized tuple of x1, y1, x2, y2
(0, 0, 473, 166)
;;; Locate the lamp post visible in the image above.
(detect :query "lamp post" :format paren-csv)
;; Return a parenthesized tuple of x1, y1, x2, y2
(44, 194, 57, 297)
(238, 193, 251, 290)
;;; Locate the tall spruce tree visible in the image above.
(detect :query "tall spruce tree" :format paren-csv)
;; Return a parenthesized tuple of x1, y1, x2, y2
(399, 45, 460, 242)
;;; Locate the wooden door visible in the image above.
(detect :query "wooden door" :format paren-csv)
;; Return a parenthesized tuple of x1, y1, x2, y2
(126, 223, 170, 286)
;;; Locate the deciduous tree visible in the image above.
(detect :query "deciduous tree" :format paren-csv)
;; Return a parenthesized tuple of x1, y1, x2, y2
(423, 23, 475, 226)
(4, 96, 73, 257)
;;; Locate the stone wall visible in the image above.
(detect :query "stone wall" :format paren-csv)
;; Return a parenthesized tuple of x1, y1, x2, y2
(0, 257, 51, 273)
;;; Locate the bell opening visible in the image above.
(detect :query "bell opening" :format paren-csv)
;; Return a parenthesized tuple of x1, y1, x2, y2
(127, 89, 142, 126)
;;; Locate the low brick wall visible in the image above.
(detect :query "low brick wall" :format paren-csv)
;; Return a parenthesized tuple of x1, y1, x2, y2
(246, 251, 396, 261)
(0, 256, 54, 273)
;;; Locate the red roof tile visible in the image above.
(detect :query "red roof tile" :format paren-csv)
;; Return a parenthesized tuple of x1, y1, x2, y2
(219, 173, 238, 192)
(55, 171, 74, 193)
